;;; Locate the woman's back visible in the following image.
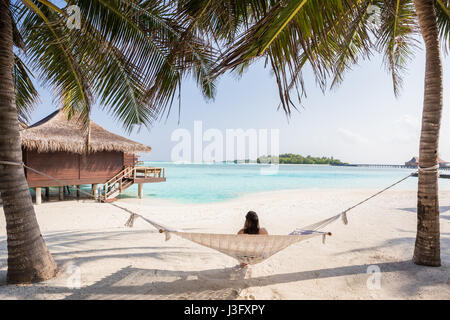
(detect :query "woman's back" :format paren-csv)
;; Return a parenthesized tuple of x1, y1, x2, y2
(237, 211, 268, 235)
(238, 227, 268, 235)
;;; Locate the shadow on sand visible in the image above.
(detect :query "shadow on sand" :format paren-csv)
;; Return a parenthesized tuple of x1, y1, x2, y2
(1, 225, 449, 299)
(2, 259, 443, 300)
(63, 260, 427, 299)
(397, 206, 450, 219)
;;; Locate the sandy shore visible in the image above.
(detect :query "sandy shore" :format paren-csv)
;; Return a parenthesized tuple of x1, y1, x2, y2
(0, 188, 449, 300)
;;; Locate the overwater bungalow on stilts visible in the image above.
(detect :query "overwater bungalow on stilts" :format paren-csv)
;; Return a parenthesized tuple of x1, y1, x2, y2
(19, 109, 166, 204)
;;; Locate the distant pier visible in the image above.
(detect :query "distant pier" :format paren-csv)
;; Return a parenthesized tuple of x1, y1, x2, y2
(331, 163, 450, 171)
(411, 173, 450, 179)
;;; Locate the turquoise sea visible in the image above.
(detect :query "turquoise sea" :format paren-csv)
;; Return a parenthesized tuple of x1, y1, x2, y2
(120, 162, 450, 204)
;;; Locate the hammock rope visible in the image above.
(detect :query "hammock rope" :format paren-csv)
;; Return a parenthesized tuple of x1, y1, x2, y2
(0, 160, 424, 264)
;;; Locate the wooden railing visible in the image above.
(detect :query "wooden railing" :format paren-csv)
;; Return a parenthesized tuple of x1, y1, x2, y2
(100, 165, 165, 201)
(101, 166, 135, 200)
(134, 166, 165, 179)
(104, 166, 134, 186)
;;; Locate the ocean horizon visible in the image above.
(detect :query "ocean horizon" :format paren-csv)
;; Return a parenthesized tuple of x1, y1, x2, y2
(119, 162, 450, 204)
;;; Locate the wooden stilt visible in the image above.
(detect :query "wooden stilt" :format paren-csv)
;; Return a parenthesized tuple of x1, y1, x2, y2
(92, 184, 98, 200)
(59, 187, 64, 200)
(45, 187, 50, 200)
(76, 185, 81, 199)
(138, 183, 144, 199)
(35, 187, 42, 205)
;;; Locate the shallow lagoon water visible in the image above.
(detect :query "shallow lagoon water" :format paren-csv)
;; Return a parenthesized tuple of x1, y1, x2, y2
(121, 162, 450, 204)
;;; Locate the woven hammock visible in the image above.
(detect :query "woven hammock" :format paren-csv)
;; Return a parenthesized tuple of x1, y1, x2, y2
(125, 212, 347, 265)
(0, 160, 417, 265)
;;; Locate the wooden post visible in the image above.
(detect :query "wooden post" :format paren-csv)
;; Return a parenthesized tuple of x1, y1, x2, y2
(92, 184, 98, 200)
(35, 187, 42, 205)
(59, 187, 64, 201)
(76, 185, 81, 199)
(45, 187, 50, 200)
(138, 183, 143, 199)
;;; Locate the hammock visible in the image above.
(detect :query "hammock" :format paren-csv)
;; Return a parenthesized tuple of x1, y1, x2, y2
(124, 213, 345, 265)
(0, 160, 420, 266)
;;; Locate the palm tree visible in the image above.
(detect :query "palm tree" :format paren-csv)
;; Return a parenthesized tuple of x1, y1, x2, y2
(179, 0, 449, 266)
(1, 0, 217, 284)
(412, 0, 445, 266)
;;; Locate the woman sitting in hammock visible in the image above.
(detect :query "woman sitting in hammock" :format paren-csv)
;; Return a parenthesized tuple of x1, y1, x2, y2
(238, 211, 268, 235)
(237, 211, 268, 267)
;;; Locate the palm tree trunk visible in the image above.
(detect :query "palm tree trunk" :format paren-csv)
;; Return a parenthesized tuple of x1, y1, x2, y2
(0, 0, 58, 283)
(413, 0, 443, 267)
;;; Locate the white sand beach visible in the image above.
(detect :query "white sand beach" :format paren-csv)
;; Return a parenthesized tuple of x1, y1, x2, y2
(0, 188, 449, 300)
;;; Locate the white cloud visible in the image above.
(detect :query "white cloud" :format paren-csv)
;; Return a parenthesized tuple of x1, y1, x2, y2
(395, 114, 420, 130)
(387, 114, 420, 143)
(337, 128, 369, 144)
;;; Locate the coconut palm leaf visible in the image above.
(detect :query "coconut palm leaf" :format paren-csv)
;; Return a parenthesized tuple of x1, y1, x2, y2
(74, 22, 154, 132)
(376, 0, 418, 96)
(12, 0, 219, 134)
(329, 0, 376, 89)
(72, 0, 218, 117)
(436, 0, 450, 51)
(195, 0, 447, 112)
(13, 54, 39, 124)
(19, 0, 93, 132)
(11, 11, 25, 50)
(176, 0, 271, 44)
(174, 0, 275, 81)
(63, 0, 173, 131)
(209, 0, 370, 113)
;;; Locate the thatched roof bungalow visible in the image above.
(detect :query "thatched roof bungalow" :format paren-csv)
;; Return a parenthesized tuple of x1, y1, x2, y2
(20, 109, 165, 204)
(405, 157, 419, 167)
(21, 109, 151, 154)
(405, 156, 450, 168)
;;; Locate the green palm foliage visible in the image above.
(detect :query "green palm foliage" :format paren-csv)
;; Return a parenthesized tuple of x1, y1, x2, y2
(436, 0, 450, 50)
(13, 54, 39, 123)
(11, 0, 218, 132)
(179, 0, 448, 113)
(376, 0, 418, 96)
(2, 0, 223, 283)
(178, 0, 448, 267)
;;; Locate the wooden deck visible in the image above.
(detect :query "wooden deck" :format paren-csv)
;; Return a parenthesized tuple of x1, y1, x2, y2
(100, 166, 166, 201)
(134, 167, 166, 183)
(29, 164, 166, 204)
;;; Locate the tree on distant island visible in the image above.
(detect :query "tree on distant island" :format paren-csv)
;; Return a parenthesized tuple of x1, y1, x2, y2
(257, 154, 346, 165)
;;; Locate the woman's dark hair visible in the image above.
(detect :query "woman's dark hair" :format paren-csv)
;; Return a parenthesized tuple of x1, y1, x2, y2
(244, 211, 260, 234)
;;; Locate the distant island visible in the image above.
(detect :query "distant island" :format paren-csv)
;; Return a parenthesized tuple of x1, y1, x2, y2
(257, 154, 347, 165)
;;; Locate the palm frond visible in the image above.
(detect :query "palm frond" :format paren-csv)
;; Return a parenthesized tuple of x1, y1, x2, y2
(69, 0, 218, 128)
(176, 0, 271, 44)
(212, 0, 368, 113)
(376, 0, 418, 96)
(330, 0, 375, 89)
(63, 0, 168, 131)
(436, 0, 450, 52)
(20, 0, 93, 132)
(12, 16, 25, 51)
(15, 0, 219, 133)
(13, 54, 39, 124)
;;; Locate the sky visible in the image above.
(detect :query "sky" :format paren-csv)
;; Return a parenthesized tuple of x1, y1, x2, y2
(26, 44, 450, 165)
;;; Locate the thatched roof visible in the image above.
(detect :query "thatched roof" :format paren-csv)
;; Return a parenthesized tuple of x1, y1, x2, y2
(20, 109, 151, 154)
(19, 121, 28, 130)
(405, 156, 449, 166)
